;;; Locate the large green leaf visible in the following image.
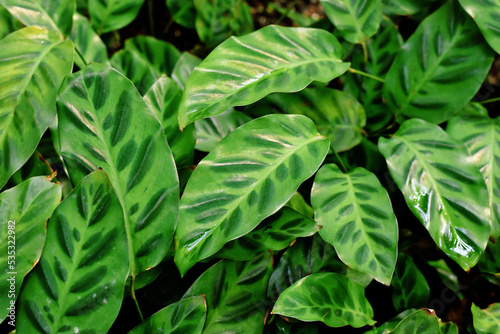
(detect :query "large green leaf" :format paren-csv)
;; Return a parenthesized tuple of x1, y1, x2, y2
(389, 309, 440, 334)
(320, 0, 382, 44)
(178, 25, 350, 128)
(472, 303, 500, 334)
(166, 0, 196, 28)
(130, 296, 207, 334)
(174, 114, 329, 275)
(183, 252, 273, 334)
(311, 164, 398, 285)
(111, 49, 159, 95)
(447, 112, 500, 240)
(17, 170, 129, 333)
(4, 151, 52, 189)
(70, 12, 108, 69)
(246, 88, 366, 152)
(272, 272, 375, 328)
(379, 118, 491, 270)
(215, 207, 320, 261)
(89, 0, 144, 34)
(0, 0, 75, 36)
(383, 1, 493, 124)
(57, 63, 179, 276)
(391, 253, 430, 312)
(125, 35, 181, 76)
(458, 0, 500, 54)
(0, 27, 73, 189)
(172, 52, 202, 90)
(364, 309, 418, 334)
(0, 177, 61, 323)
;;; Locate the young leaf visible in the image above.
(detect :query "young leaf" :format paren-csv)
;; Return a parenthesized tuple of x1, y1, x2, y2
(383, 1, 494, 124)
(172, 52, 202, 90)
(174, 114, 329, 275)
(57, 63, 179, 276)
(70, 13, 108, 68)
(272, 272, 375, 328)
(183, 252, 273, 334)
(178, 25, 350, 128)
(0, 27, 73, 189)
(124, 36, 181, 76)
(17, 170, 129, 333)
(379, 118, 491, 270)
(389, 309, 440, 333)
(391, 253, 430, 312)
(130, 296, 207, 334)
(111, 49, 159, 95)
(0, 177, 61, 323)
(471, 303, 500, 334)
(311, 164, 398, 285)
(89, 0, 144, 34)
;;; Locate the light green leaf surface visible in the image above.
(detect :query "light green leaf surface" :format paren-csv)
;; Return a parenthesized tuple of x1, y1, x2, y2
(0, 27, 73, 189)
(311, 164, 398, 285)
(0, 177, 61, 323)
(111, 49, 159, 95)
(458, 0, 500, 54)
(364, 309, 418, 334)
(178, 25, 350, 128)
(383, 1, 494, 124)
(379, 118, 491, 270)
(285, 191, 314, 218)
(89, 0, 144, 34)
(17, 170, 129, 333)
(272, 272, 375, 328)
(125, 35, 181, 76)
(391, 253, 430, 312)
(389, 309, 440, 334)
(175, 114, 329, 275)
(70, 12, 108, 68)
(172, 52, 202, 90)
(57, 63, 179, 275)
(382, 0, 438, 17)
(472, 303, 500, 334)
(0, 6, 22, 39)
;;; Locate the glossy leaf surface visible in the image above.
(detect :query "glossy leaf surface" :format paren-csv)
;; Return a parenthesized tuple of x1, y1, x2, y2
(458, 0, 500, 54)
(379, 118, 490, 270)
(0, 177, 61, 323)
(130, 296, 207, 334)
(125, 36, 181, 76)
(183, 252, 273, 334)
(383, 1, 493, 124)
(364, 309, 417, 334)
(175, 114, 329, 275)
(17, 170, 129, 333)
(389, 309, 440, 334)
(311, 164, 398, 285)
(70, 13, 108, 68)
(0, 27, 73, 189)
(172, 52, 202, 90)
(57, 63, 179, 275)
(391, 253, 430, 312)
(272, 272, 375, 328)
(111, 49, 158, 95)
(472, 303, 500, 334)
(89, 0, 144, 34)
(178, 25, 350, 128)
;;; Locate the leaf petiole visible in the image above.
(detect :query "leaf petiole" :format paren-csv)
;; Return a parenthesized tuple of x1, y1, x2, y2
(348, 67, 385, 83)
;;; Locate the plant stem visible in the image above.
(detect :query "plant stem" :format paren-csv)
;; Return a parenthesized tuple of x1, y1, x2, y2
(348, 68, 385, 83)
(131, 276, 144, 322)
(480, 96, 500, 105)
(331, 147, 348, 173)
(361, 41, 368, 63)
(75, 47, 87, 66)
(276, 0, 300, 25)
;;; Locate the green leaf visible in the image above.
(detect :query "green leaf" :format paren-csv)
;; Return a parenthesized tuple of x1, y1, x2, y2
(246, 88, 366, 152)
(130, 296, 207, 334)
(285, 191, 314, 218)
(427, 259, 462, 298)
(183, 252, 273, 334)
(215, 207, 320, 261)
(0, 26, 73, 189)
(389, 309, 440, 334)
(172, 52, 202, 90)
(382, 0, 439, 17)
(441, 321, 459, 334)
(0, 177, 61, 323)
(4, 151, 52, 188)
(272, 272, 375, 328)
(265, 317, 319, 334)
(311, 164, 398, 285)
(174, 114, 329, 275)
(125, 35, 181, 76)
(70, 12, 108, 69)
(478, 241, 500, 275)
(166, 0, 196, 28)
(195, 108, 252, 152)
(17, 170, 129, 333)
(447, 112, 500, 240)
(178, 25, 350, 128)
(458, 0, 500, 54)
(379, 118, 491, 270)
(320, 0, 382, 44)
(383, 1, 494, 124)
(364, 309, 418, 334)
(57, 63, 179, 275)
(111, 49, 159, 95)
(472, 303, 500, 334)
(0, 6, 22, 39)
(89, 0, 144, 34)
(391, 253, 430, 312)
(0, 0, 75, 36)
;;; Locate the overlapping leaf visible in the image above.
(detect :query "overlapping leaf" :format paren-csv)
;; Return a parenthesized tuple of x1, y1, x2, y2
(311, 164, 398, 285)
(391, 253, 430, 312)
(174, 114, 329, 275)
(166, 0, 196, 28)
(178, 25, 350, 128)
(472, 303, 500, 334)
(17, 170, 129, 333)
(4, 151, 52, 189)
(458, 0, 500, 54)
(111, 50, 158, 95)
(272, 272, 375, 328)
(364, 309, 417, 334)
(286, 192, 314, 218)
(0, 6, 21, 39)
(379, 118, 491, 270)
(447, 111, 500, 240)
(389, 309, 440, 334)
(89, 0, 144, 34)
(0, 177, 61, 323)
(57, 63, 179, 275)
(130, 296, 207, 334)
(183, 252, 273, 334)
(125, 36, 181, 76)
(70, 13, 108, 68)
(0, 27, 73, 189)
(383, 1, 494, 124)
(382, 0, 439, 17)
(172, 52, 202, 90)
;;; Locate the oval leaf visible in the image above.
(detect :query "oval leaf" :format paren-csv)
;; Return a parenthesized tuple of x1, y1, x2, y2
(472, 302, 500, 334)
(389, 309, 440, 334)
(458, 0, 500, 54)
(178, 25, 350, 128)
(17, 170, 129, 333)
(111, 49, 159, 95)
(70, 12, 108, 68)
(311, 164, 398, 285)
(57, 63, 179, 275)
(174, 114, 329, 275)
(89, 0, 144, 34)
(391, 253, 430, 312)
(172, 52, 202, 90)
(379, 118, 490, 270)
